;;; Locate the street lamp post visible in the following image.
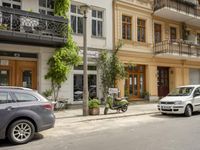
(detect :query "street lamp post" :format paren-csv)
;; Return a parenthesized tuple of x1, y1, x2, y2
(80, 5, 90, 116)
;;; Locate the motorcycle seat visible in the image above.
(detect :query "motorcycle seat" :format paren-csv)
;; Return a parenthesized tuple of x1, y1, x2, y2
(115, 97, 123, 101)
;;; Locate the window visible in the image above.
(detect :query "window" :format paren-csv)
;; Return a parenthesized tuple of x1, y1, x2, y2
(194, 87, 200, 97)
(14, 93, 38, 102)
(74, 65, 97, 71)
(122, 15, 132, 40)
(2, 0, 21, 9)
(137, 19, 146, 42)
(39, 0, 54, 15)
(197, 33, 200, 45)
(74, 74, 97, 101)
(39, 0, 54, 30)
(0, 92, 12, 104)
(0, 69, 10, 86)
(92, 10, 103, 37)
(154, 23, 162, 43)
(2, 0, 21, 31)
(170, 27, 177, 40)
(70, 4, 83, 34)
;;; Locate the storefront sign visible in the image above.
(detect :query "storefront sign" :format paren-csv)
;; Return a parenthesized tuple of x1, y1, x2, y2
(79, 50, 99, 58)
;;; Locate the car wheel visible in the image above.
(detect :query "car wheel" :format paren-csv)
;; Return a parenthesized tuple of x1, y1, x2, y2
(7, 119, 35, 144)
(184, 105, 192, 117)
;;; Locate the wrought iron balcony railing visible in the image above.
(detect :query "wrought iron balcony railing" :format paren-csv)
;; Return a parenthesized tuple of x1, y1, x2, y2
(154, 39, 200, 57)
(0, 6, 68, 46)
(154, 0, 200, 17)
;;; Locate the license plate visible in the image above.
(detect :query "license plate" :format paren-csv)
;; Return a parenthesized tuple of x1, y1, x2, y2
(161, 106, 171, 109)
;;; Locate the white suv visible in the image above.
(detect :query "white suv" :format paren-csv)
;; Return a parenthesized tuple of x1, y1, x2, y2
(158, 85, 200, 117)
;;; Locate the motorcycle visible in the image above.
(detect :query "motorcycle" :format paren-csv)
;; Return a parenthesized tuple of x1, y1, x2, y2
(104, 88, 129, 115)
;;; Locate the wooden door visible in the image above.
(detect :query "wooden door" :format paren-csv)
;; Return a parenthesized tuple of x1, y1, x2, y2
(158, 67, 169, 97)
(126, 65, 145, 99)
(16, 61, 37, 89)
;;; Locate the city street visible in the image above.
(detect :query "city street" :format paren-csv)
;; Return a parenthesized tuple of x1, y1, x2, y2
(1, 112, 200, 150)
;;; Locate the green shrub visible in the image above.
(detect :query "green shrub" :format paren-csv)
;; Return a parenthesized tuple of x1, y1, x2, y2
(88, 99, 100, 109)
(42, 89, 53, 98)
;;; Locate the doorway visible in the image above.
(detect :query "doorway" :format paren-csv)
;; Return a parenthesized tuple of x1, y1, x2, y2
(126, 65, 145, 99)
(157, 67, 169, 97)
(0, 60, 37, 89)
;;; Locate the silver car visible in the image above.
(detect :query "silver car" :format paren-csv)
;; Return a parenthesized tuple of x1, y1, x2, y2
(0, 86, 55, 144)
(158, 85, 200, 117)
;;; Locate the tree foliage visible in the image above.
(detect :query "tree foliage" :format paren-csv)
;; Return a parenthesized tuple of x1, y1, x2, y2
(98, 41, 127, 98)
(45, 0, 81, 101)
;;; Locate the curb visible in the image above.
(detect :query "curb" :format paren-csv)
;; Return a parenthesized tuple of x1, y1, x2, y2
(79, 111, 160, 122)
(55, 111, 160, 122)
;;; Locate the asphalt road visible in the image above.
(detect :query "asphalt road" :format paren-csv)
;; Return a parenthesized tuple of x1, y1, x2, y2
(1, 112, 200, 150)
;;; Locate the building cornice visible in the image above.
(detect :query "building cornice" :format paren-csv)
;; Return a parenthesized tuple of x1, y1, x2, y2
(114, 0, 153, 14)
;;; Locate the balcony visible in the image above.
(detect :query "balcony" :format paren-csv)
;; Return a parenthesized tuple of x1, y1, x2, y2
(153, 0, 200, 26)
(154, 40, 200, 61)
(0, 6, 68, 47)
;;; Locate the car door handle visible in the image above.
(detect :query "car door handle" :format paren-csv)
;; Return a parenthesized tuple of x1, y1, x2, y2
(5, 106, 14, 111)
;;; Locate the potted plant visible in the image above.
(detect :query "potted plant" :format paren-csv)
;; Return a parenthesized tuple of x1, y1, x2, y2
(88, 98, 100, 115)
(141, 91, 150, 100)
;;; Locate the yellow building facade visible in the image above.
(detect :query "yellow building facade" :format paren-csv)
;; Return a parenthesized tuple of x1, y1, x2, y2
(114, 0, 200, 101)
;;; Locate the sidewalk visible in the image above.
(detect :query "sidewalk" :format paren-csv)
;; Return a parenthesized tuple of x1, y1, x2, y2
(54, 103, 159, 125)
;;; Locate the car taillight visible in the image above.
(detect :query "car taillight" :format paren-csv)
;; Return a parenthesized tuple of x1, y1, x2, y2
(42, 103, 53, 111)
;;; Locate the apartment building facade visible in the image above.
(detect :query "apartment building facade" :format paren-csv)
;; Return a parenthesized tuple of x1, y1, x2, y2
(115, 0, 200, 101)
(69, 0, 113, 103)
(0, 0, 113, 104)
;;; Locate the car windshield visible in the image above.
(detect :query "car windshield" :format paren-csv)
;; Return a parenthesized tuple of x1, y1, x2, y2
(168, 87, 194, 96)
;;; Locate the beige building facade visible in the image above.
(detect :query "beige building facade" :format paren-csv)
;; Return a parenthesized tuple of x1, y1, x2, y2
(114, 0, 200, 101)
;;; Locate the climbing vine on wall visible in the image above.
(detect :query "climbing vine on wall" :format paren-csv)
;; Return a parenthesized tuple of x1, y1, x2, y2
(45, 0, 81, 101)
(54, 0, 70, 18)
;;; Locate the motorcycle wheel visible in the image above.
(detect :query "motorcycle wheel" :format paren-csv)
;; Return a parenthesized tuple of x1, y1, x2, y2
(104, 108, 108, 115)
(121, 105, 128, 112)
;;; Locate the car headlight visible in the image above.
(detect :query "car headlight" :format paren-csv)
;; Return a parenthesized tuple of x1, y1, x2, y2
(174, 101, 183, 105)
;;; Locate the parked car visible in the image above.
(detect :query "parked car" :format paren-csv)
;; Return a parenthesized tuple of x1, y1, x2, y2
(158, 85, 200, 117)
(0, 86, 55, 144)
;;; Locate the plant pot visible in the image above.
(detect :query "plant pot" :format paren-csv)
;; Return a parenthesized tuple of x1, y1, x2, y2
(144, 95, 149, 100)
(89, 108, 100, 115)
